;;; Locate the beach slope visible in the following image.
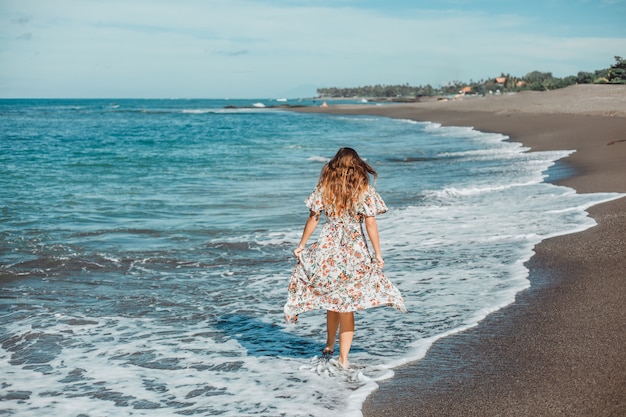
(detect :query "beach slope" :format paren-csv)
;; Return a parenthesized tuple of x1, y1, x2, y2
(292, 85, 626, 416)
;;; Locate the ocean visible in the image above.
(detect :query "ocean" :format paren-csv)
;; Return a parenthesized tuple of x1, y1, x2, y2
(0, 98, 621, 416)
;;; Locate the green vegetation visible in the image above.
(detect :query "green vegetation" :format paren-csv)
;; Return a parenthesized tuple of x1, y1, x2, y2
(317, 56, 626, 99)
(607, 56, 626, 84)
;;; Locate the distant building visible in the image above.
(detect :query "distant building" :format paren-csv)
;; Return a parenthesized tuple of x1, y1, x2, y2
(496, 77, 507, 84)
(460, 86, 472, 94)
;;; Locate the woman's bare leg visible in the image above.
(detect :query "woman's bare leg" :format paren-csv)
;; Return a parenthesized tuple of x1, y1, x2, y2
(338, 312, 354, 367)
(325, 311, 339, 352)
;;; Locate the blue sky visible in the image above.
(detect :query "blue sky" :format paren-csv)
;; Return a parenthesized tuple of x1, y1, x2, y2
(1, 0, 625, 98)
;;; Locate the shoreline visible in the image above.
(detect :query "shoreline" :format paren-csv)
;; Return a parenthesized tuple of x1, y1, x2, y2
(289, 85, 626, 416)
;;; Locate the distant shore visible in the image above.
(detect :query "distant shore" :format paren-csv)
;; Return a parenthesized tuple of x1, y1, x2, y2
(289, 84, 626, 416)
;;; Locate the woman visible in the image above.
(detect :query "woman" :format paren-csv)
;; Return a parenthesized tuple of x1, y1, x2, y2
(284, 147, 406, 369)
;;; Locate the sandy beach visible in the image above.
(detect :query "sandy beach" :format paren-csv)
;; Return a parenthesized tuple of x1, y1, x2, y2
(292, 85, 626, 416)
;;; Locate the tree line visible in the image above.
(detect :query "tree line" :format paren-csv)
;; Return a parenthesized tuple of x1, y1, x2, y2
(317, 56, 626, 98)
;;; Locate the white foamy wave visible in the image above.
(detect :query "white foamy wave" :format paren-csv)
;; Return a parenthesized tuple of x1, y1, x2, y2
(181, 108, 216, 114)
(307, 155, 331, 163)
(180, 107, 275, 114)
(229, 230, 303, 247)
(334, 116, 380, 122)
(439, 146, 529, 159)
(423, 122, 508, 143)
(422, 181, 537, 200)
(395, 118, 423, 125)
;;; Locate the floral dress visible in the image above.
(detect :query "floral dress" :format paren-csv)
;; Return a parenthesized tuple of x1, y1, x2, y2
(284, 185, 407, 323)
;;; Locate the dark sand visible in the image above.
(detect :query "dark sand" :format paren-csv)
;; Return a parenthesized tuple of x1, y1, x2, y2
(292, 85, 626, 416)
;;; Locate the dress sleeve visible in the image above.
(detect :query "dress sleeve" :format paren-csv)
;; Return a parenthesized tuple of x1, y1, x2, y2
(361, 185, 388, 216)
(305, 187, 324, 213)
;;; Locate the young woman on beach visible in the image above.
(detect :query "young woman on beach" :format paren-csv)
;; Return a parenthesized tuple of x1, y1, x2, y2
(284, 147, 407, 369)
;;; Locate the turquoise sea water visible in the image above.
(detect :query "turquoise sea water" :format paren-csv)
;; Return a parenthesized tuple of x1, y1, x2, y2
(0, 99, 621, 416)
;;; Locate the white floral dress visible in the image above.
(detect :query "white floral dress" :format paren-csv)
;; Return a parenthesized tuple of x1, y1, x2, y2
(284, 185, 407, 323)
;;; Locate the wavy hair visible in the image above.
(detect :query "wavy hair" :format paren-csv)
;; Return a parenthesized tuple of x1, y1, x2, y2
(317, 147, 377, 217)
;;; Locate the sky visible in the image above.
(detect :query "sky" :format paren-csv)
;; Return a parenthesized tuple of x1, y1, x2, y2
(1, 0, 625, 98)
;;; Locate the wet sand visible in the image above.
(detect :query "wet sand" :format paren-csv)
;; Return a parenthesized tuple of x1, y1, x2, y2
(292, 85, 626, 416)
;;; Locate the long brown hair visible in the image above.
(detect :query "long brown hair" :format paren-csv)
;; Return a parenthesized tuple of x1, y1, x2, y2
(318, 147, 377, 216)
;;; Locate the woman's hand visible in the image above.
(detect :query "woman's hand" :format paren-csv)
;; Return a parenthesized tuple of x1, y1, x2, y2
(375, 254, 384, 268)
(294, 246, 305, 258)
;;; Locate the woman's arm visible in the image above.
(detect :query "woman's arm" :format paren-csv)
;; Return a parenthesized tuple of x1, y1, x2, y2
(364, 215, 384, 268)
(294, 210, 321, 257)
